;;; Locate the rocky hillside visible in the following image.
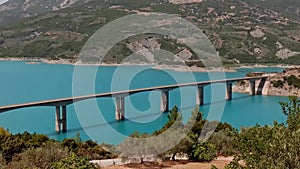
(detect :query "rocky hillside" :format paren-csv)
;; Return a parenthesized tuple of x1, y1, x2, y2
(233, 67, 300, 97)
(0, 0, 299, 65)
(0, 0, 86, 26)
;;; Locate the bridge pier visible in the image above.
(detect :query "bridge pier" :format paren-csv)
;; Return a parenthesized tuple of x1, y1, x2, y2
(226, 83, 233, 100)
(0, 76, 269, 133)
(161, 90, 169, 112)
(115, 97, 125, 121)
(55, 106, 67, 133)
(249, 80, 256, 95)
(256, 78, 267, 95)
(196, 86, 204, 105)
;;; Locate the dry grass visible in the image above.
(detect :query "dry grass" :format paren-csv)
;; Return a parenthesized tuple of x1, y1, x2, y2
(103, 158, 231, 169)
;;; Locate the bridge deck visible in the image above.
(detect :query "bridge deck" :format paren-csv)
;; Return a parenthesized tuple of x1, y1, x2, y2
(0, 76, 267, 113)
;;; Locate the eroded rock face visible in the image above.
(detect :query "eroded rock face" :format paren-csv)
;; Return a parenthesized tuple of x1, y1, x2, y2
(168, 0, 204, 4)
(233, 68, 300, 97)
(126, 36, 197, 64)
(276, 48, 300, 59)
(250, 28, 265, 38)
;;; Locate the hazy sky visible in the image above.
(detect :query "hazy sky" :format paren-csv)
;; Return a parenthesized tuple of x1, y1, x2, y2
(0, 0, 8, 5)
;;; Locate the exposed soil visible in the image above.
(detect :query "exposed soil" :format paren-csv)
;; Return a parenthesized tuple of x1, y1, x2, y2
(233, 67, 300, 97)
(103, 158, 231, 169)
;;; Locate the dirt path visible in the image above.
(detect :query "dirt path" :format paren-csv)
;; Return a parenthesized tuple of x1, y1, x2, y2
(103, 157, 232, 169)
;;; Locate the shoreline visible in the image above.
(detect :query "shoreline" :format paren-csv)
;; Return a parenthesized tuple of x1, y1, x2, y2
(1, 57, 298, 72)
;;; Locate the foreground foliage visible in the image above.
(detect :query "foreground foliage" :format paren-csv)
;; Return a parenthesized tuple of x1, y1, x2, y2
(118, 106, 236, 163)
(0, 129, 115, 168)
(1, 96, 298, 168)
(225, 96, 300, 169)
(51, 153, 98, 169)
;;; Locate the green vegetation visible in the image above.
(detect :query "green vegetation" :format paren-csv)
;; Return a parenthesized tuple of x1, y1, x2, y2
(272, 79, 284, 88)
(272, 74, 300, 89)
(118, 95, 300, 168)
(224, 96, 300, 169)
(0, 130, 114, 168)
(1, 95, 300, 168)
(286, 75, 300, 88)
(51, 153, 98, 169)
(188, 135, 216, 162)
(118, 106, 237, 163)
(0, 0, 300, 65)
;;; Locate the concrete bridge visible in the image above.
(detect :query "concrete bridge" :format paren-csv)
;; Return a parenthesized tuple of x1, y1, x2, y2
(0, 76, 267, 132)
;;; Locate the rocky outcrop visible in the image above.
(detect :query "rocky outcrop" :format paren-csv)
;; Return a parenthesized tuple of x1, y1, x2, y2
(250, 28, 265, 38)
(168, 0, 204, 4)
(276, 49, 300, 59)
(233, 68, 300, 97)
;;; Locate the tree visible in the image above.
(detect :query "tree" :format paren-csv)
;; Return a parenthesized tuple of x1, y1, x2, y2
(0, 127, 11, 140)
(7, 142, 69, 169)
(207, 129, 236, 156)
(226, 96, 300, 168)
(117, 132, 155, 163)
(0, 131, 50, 162)
(167, 135, 192, 161)
(188, 133, 216, 162)
(280, 95, 300, 131)
(153, 106, 184, 135)
(1, 135, 26, 162)
(185, 106, 205, 136)
(167, 106, 182, 122)
(51, 153, 98, 169)
(62, 138, 80, 152)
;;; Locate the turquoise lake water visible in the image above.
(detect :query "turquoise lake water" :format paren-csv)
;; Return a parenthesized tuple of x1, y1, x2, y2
(0, 61, 287, 144)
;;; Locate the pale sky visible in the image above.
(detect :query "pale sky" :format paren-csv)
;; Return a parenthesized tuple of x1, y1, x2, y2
(0, 0, 8, 5)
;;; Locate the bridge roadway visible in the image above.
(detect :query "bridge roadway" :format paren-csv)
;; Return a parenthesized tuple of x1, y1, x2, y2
(0, 76, 268, 132)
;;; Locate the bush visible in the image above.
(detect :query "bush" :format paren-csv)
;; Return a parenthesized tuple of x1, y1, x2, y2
(0, 154, 5, 168)
(188, 139, 216, 162)
(0, 131, 50, 162)
(7, 142, 68, 169)
(286, 75, 300, 88)
(272, 80, 284, 88)
(226, 96, 300, 168)
(208, 130, 236, 156)
(62, 138, 115, 160)
(51, 153, 98, 169)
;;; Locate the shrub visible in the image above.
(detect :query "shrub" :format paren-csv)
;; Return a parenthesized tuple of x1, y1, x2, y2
(208, 130, 236, 156)
(226, 96, 300, 168)
(51, 153, 98, 169)
(272, 80, 284, 88)
(7, 142, 68, 169)
(188, 139, 216, 162)
(286, 75, 300, 88)
(0, 154, 5, 168)
(62, 138, 115, 160)
(0, 131, 50, 162)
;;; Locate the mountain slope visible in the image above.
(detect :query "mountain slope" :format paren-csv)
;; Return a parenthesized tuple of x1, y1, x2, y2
(0, 0, 85, 26)
(0, 0, 299, 65)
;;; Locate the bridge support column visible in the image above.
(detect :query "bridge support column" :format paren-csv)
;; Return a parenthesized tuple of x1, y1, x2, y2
(196, 86, 204, 105)
(256, 78, 267, 95)
(161, 90, 169, 112)
(62, 106, 67, 132)
(250, 80, 256, 95)
(226, 83, 233, 100)
(55, 106, 67, 133)
(115, 97, 125, 121)
(55, 106, 61, 132)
